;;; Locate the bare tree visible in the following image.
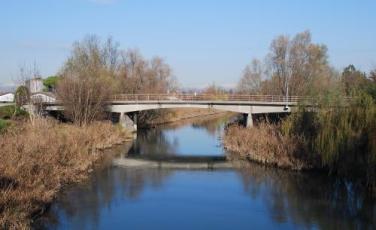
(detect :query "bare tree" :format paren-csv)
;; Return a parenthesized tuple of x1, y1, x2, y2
(57, 35, 116, 126)
(57, 35, 178, 125)
(58, 75, 112, 125)
(237, 59, 263, 94)
(370, 68, 376, 83)
(117, 49, 176, 94)
(244, 30, 332, 96)
(268, 34, 290, 95)
(287, 31, 329, 95)
(13, 63, 44, 124)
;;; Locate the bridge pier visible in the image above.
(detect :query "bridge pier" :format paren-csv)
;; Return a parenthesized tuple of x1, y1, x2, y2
(244, 113, 253, 128)
(119, 112, 137, 132)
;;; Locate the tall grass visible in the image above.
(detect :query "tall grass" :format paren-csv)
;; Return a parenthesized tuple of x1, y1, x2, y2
(0, 118, 130, 229)
(224, 123, 315, 170)
(283, 92, 376, 180)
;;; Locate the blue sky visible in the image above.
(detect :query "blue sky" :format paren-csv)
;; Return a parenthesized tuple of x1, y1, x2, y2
(0, 0, 375, 88)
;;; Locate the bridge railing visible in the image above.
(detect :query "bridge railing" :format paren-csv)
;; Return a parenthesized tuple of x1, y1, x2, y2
(111, 94, 310, 103)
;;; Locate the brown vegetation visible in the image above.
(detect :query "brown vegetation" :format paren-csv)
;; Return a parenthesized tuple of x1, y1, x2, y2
(224, 92, 376, 192)
(0, 118, 130, 229)
(57, 35, 177, 125)
(57, 36, 116, 125)
(228, 30, 376, 194)
(237, 30, 336, 96)
(224, 123, 319, 170)
(117, 49, 177, 94)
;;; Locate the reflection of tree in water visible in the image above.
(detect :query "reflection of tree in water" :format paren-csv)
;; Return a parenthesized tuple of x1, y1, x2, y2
(128, 128, 178, 156)
(191, 115, 232, 137)
(36, 167, 173, 229)
(236, 164, 376, 229)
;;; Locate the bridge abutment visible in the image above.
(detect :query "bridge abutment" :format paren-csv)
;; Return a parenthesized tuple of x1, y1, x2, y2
(119, 112, 137, 132)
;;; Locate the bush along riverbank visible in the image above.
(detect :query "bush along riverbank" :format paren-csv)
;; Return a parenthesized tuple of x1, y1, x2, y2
(0, 118, 132, 229)
(224, 93, 376, 194)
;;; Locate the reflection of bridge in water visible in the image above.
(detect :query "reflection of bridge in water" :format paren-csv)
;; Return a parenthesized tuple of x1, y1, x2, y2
(116, 112, 235, 169)
(114, 155, 234, 170)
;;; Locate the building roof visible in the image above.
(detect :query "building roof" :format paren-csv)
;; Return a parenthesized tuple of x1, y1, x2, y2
(0, 92, 14, 96)
(31, 92, 56, 98)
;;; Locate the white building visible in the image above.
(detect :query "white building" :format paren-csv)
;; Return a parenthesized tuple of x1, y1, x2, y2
(0, 93, 14, 102)
(26, 78, 44, 93)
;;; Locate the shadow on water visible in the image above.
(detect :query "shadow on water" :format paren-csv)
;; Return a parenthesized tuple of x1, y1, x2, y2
(35, 114, 376, 229)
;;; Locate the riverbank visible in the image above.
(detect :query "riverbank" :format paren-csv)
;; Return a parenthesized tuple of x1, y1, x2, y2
(223, 96, 376, 194)
(223, 123, 318, 170)
(0, 118, 132, 229)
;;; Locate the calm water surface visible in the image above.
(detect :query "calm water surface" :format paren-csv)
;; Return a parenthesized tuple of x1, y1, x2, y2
(37, 115, 376, 230)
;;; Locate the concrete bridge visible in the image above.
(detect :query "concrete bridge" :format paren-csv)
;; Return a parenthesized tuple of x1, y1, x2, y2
(43, 94, 307, 130)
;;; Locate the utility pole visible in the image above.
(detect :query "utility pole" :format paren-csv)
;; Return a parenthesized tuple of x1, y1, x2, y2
(284, 78, 289, 111)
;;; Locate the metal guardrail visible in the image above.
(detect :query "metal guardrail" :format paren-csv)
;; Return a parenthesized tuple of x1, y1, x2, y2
(41, 94, 353, 105)
(110, 94, 310, 103)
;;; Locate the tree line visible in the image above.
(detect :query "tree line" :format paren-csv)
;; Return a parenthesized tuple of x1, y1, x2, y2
(54, 35, 177, 125)
(237, 30, 376, 99)
(24, 31, 376, 126)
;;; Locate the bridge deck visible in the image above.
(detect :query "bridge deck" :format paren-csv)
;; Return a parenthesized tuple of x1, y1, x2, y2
(109, 100, 297, 106)
(40, 94, 315, 115)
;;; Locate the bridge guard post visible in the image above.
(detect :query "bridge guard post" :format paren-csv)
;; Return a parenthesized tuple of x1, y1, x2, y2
(245, 113, 253, 128)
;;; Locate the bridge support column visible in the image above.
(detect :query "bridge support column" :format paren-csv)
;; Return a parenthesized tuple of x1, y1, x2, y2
(244, 113, 253, 128)
(132, 113, 138, 130)
(119, 113, 137, 132)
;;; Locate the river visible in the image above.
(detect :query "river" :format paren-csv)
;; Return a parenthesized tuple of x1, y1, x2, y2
(36, 115, 375, 229)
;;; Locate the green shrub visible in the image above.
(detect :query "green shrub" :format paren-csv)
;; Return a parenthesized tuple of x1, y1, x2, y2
(43, 75, 59, 91)
(0, 105, 28, 119)
(0, 105, 14, 119)
(0, 119, 10, 133)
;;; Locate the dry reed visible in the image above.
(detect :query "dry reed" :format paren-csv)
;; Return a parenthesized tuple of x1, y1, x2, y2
(224, 123, 318, 170)
(0, 118, 130, 229)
